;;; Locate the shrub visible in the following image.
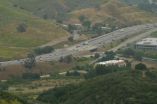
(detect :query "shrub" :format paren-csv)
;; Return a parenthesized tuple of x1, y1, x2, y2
(17, 23, 27, 32)
(34, 46, 54, 55)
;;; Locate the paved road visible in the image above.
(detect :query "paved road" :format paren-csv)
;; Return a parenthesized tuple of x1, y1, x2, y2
(0, 23, 157, 66)
(110, 28, 157, 52)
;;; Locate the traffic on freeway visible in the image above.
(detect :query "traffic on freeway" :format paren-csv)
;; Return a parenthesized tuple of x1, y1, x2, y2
(0, 23, 157, 66)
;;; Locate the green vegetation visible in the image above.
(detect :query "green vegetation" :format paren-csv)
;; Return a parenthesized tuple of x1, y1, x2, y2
(0, 47, 28, 60)
(34, 46, 54, 55)
(122, 0, 157, 13)
(24, 53, 36, 70)
(135, 63, 147, 71)
(37, 70, 157, 104)
(0, 0, 157, 60)
(0, 92, 27, 104)
(151, 31, 157, 37)
(119, 48, 157, 60)
(70, 0, 157, 27)
(0, 0, 68, 60)
(85, 65, 130, 79)
(99, 51, 116, 61)
(10, 0, 109, 20)
(22, 73, 40, 80)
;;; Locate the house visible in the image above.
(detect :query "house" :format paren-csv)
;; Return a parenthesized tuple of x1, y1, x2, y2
(95, 60, 126, 67)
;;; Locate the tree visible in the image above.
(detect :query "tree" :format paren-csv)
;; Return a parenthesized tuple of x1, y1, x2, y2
(135, 63, 148, 78)
(135, 63, 147, 71)
(100, 51, 115, 61)
(94, 53, 100, 58)
(68, 24, 76, 33)
(92, 23, 103, 35)
(79, 15, 86, 23)
(24, 53, 36, 71)
(17, 23, 27, 32)
(83, 20, 91, 30)
(68, 36, 74, 42)
(34, 46, 54, 55)
(59, 55, 73, 64)
(123, 48, 135, 57)
(0, 83, 8, 91)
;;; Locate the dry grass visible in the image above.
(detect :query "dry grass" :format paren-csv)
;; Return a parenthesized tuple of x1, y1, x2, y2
(0, 62, 74, 80)
(69, 0, 157, 25)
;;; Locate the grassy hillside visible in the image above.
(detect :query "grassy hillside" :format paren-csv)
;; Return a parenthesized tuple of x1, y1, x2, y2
(37, 70, 157, 104)
(69, 0, 157, 26)
(0, 91, 26, 104)
(0, 0, 68, 60)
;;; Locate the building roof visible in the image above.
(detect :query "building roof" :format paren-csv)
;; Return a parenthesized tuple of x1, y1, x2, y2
(96, 60, 125, 65)
(136, 38, 157, 46)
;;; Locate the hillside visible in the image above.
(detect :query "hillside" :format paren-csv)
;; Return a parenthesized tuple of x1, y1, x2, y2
(0, 91, 26, 104)
(10, 0, 109, 20)
(121, 0, 157, 13)
(37, 71, 157, 104)
(69, 0, 157, 26)
(0, 0, 68, 60)
(10, 0, 157, 26)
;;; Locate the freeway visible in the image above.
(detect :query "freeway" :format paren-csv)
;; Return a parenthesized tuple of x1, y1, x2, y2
(0, 23, 157, 66)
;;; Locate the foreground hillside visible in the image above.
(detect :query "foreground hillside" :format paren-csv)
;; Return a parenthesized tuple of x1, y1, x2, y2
(38, 71, 157, 104)
(0, 0, 68, 60)
(0, 92, 26, 104)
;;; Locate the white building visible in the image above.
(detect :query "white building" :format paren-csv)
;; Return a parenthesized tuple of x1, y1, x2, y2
(40, 74, 50, 79)
(95, 60, 126, 67)
(135, 38, 157, 50)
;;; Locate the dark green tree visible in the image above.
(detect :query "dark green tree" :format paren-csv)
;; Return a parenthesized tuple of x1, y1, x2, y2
(24, 53, 36, 71)
(135, 63, 147, 71)
(135, 63, 148, 78)
(79, 15, 86, 23)
(68, 24, 76, 33)
(83, 20, 91, 30)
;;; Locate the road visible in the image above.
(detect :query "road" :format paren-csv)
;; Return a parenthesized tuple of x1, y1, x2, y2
(0, 23, 157, 66)
(110, 28, 157, 52)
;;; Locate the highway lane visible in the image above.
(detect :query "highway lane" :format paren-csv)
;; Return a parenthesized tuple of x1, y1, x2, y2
(0, 23, 157, 66)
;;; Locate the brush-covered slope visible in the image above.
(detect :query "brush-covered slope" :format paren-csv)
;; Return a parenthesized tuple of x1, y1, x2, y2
(10, 0, 109, 20)
(121, 0, 157, 14)
(69, 0, 157, 26)
(38, 71, 157, 104)
(0, 0, 68, 60)
(0, 91, 27, 104)
(9, 0, 157, 26)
